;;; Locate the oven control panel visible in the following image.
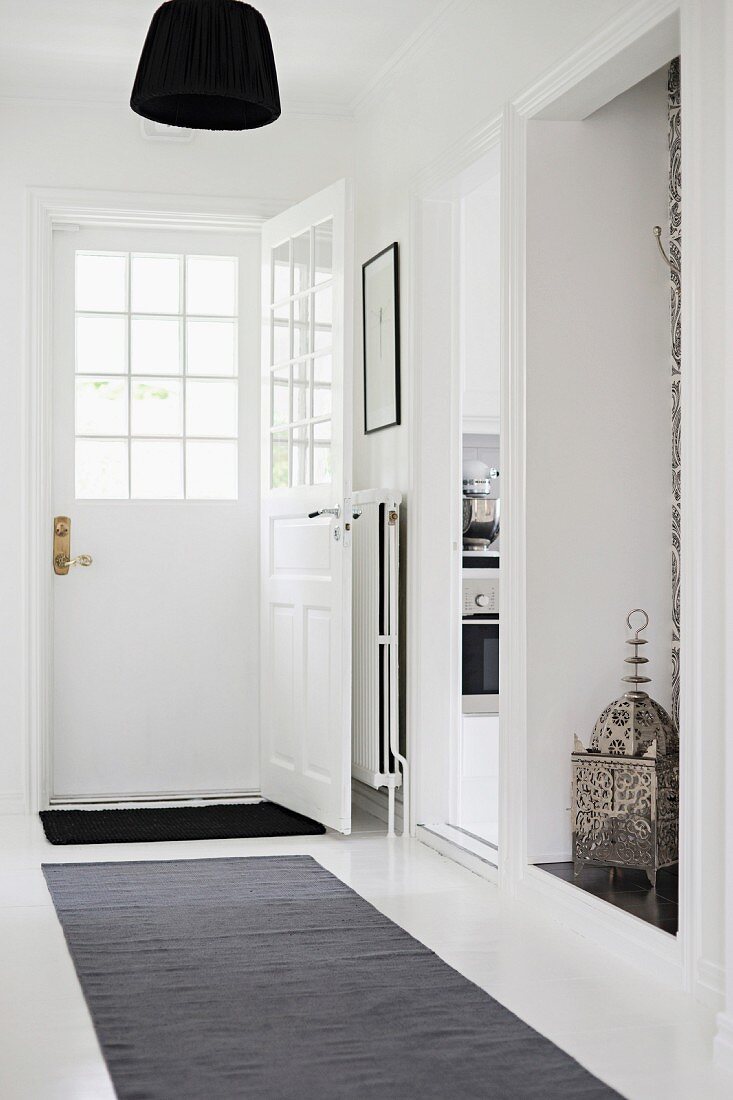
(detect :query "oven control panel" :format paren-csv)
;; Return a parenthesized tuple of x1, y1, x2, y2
(462, 574, 500, 616)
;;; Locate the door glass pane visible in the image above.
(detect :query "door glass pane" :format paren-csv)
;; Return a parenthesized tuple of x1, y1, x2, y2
(187, 319, 236, 376)
(313, 353, 332, 385)
(186, 440, 237, 499)
(292, 360, 309, 424)
(186, 379, 238, 437)
(314, 220, 333, 285)
(131, 254, 181, 314)
(313, 419, 332, 485)
(131, 440, 183, 498)
(272, 367, 289, 428)
(271, 430, 288, 488)
(313, 385, 331, 419)
(292, 426, 309, 487)
(75, 253, 127, 312)
(272, 240, 290, 304)
(74, 248, 240, 502)
(313, 445, 332, 486)
(293, 295, 310, 359)
(313, 287, 333, 351)
(76, 377, 128, 435)
(186, 256, 238, 316)
(76, 315, 127, 375)
(272, 309, 290, 365)
(131, 378, 183, 436)
(292, 230, 311, 294)
(76, 439, 128, 499)
(131, 316, 181, 375)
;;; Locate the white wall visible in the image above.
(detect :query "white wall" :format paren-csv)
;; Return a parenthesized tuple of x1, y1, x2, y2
(0, 100, 354, 810)
(525, 68, 671, 861)
(348, 0, 631, 828)
(352, 0, 629, 498)
(719, 0, 733, 1059)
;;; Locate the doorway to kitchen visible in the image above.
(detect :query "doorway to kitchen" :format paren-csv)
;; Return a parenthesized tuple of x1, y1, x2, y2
(409, 135, 503, 876)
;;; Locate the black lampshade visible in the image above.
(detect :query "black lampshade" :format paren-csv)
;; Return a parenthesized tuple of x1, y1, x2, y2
(130, 0, 281, 131)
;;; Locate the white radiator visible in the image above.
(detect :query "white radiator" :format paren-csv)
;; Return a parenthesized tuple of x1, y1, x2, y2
(351, 489, 408, 837)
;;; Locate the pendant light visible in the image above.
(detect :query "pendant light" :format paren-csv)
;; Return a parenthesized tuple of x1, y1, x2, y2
(130, 0, 281, 131)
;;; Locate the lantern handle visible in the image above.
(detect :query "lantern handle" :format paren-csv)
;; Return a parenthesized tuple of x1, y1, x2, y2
(626, 608, 649, 639)
(653, 226, 680, 275)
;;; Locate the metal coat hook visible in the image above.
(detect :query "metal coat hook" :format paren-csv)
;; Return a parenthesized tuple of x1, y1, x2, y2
(653, 226, 680, 275)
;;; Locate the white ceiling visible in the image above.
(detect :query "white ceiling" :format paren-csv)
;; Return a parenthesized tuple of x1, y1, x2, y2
(0, 0, 452, 115)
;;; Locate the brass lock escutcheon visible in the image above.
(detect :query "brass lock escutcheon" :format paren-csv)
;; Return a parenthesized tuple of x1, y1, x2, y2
(53, 516, 93, 575)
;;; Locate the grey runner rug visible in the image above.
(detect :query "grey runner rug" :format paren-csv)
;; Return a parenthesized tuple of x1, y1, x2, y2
(43, 855, 618, 1099)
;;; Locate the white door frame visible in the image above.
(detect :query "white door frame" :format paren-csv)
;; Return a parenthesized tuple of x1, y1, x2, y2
(409, 0, 717, 1003)
(407, 119, 502, 838)
(24, 188, 288, 813)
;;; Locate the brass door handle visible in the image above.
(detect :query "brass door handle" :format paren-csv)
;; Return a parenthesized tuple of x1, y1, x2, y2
(53, 516, 93, 575)
(54, 553, 93, 571)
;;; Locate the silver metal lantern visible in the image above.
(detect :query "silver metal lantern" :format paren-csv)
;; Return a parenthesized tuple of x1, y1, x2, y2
(571, 609, 679, 887)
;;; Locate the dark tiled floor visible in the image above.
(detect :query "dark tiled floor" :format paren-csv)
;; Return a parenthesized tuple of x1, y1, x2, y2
(535, 861, 678, 936)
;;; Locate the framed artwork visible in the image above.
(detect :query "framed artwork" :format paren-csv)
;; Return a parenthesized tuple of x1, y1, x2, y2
(362, 242, 400, 433)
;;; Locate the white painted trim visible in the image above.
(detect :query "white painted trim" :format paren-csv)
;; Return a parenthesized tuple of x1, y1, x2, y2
(30, 187, 286, 233)
(501, 0, 713, 1008)
(697, 959, 726, 1012)
(520, 866, 682, 987)
(351, 0, 473, 117)
(499, 99, 528, 898)
(351, 780, 404, 830)
(677, 0, 706, 1014)
(405, 192, 421, 839)
(462, 415, 500, 437)
(417, 825, 499, 884)
(528, 851, 573, 865)
(448, 199, 464, 829)
(520, 0, 679, 120)
(50, 787, 261, 805)
(407, 116, 503, 842)
(714, 1014, 733, 1074)
(411, 116, 502, 199)
(23, 188, 282, 814)
(49, 793, 263, 809)
(404, 0, 707, 1005)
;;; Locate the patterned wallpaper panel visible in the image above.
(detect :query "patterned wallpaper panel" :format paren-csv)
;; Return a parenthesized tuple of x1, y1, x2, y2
(669, 57, 681, 729)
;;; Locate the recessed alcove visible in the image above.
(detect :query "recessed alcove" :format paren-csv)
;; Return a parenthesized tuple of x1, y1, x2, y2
(524, 64, 679, 933)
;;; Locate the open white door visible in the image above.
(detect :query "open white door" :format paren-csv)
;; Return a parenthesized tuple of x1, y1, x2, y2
(260, 180, 353, 833)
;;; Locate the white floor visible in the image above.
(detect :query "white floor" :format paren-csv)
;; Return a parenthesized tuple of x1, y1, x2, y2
(0, 807, 729, 1100)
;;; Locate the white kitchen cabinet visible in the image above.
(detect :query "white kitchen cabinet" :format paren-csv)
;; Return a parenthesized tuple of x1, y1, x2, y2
(460, 174, 500, 435)
(458, 713, 499, 845)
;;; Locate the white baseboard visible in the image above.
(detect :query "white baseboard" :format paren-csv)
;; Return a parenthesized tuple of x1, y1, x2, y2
(519, 864, 683, 989)
(697, 958, 726, 1011)
(48, 787, 259, 805)
(714, 1012, 733, 1073)
(528, 851, 573, 864)
(351, 780, 404, 829)
(417, 825, 499, 884)
(0, 791, 28, 814)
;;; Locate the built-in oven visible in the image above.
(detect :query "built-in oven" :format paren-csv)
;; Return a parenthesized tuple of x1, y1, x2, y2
(462, 567, 499, 714)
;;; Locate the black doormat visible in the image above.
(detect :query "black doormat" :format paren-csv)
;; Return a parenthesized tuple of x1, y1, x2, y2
(39, 802, 326, 846)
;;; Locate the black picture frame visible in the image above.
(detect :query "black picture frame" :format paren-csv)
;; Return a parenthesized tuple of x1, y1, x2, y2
(362, 242, 401, 434)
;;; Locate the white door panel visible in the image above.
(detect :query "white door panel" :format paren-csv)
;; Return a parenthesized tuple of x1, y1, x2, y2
(260, 180, 353, 832)
(52, 226, 260, 801)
